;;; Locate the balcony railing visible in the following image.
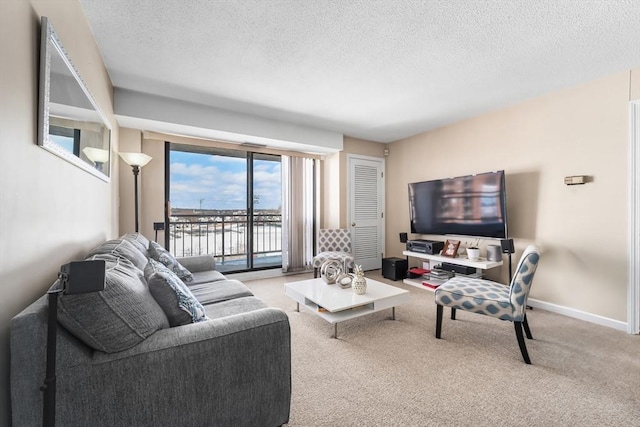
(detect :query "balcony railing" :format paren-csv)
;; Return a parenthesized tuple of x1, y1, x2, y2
(168, 213, 282, 270)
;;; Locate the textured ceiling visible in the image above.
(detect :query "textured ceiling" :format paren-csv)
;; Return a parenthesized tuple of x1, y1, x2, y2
(80, 0, 640, 143)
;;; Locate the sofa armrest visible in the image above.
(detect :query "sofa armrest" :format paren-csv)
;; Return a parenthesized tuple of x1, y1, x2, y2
(61, 307, 290, 426)
(176, 254, 216, 272)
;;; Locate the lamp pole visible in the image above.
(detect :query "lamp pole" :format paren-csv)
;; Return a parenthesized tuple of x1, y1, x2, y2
(132, 165, 140, 232)
(42, 288, 63, 427)
(41, 261, 106, 427)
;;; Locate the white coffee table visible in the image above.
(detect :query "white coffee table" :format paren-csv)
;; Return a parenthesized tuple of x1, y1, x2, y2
(284, 277, 410, 338)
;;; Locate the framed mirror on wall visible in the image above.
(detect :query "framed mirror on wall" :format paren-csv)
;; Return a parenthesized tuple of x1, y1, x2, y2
(38, 16, 112, 182)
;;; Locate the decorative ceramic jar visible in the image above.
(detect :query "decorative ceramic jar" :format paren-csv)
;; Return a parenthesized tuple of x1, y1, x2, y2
(320, 259, 342, 284)
(467, 247, 481, 261)
(351, 265, 367, 295)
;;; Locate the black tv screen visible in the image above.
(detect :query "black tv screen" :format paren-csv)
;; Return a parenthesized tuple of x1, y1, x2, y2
(408, 170, 507, 238)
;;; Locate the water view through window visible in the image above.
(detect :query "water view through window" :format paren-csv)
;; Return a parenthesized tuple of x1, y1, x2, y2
(168, 145, 282, 273)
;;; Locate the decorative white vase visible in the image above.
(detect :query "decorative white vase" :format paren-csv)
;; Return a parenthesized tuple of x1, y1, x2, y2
(467, 248, 481, 260)
(352, 265, 367, 295)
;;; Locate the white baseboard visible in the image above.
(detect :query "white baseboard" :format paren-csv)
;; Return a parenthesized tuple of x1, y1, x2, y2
(227, 269, 285, 282)
(527, 298, 628, 332)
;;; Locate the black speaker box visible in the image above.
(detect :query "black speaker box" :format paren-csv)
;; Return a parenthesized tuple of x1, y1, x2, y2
(441, 262, 476, 275)
(382, 257, 408, 281)
(501, 238, 515, 254)
(399, 232, 408, 243)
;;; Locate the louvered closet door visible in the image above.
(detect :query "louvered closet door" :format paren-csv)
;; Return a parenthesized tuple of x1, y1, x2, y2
(348, 155, 385, 271)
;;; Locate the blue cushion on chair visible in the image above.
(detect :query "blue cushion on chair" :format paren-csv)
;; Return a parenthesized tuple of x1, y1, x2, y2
(435, 277, 514, 321)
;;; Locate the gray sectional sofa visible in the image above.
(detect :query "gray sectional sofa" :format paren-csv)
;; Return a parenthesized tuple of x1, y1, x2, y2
(10, 233, 291, 426)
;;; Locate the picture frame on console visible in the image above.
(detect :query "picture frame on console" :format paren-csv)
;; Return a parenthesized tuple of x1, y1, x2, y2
(442, 240, 460, 258)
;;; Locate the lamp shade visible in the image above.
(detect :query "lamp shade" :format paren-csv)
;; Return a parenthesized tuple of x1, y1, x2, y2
(119, 152, 152, 167)
(82, 147, 110, 163)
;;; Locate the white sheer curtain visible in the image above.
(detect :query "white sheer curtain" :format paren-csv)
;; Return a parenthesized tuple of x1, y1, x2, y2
(281, 156, 315, 273)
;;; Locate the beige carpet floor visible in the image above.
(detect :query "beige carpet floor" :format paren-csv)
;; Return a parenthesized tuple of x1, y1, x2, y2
(244, 270, 640, 427)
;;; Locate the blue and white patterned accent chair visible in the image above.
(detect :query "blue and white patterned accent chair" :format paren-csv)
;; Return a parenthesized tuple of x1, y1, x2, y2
(434, 245, 541, 364)
(312, 229, 355, 278)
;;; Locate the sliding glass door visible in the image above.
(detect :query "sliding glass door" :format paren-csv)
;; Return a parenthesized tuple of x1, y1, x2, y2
(166, 143, 281, 273)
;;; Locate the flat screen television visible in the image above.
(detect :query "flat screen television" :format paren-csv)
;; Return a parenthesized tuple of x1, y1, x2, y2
(408, 170, 508, 238)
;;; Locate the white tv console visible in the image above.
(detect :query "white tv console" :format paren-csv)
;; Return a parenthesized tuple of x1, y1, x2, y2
(402, 250, 503, 292)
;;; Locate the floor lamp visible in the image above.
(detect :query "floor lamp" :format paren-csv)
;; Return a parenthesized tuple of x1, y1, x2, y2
(42, 260, 106, 427)
(119, 152, 152, 232)
(82, 147, 110, 173)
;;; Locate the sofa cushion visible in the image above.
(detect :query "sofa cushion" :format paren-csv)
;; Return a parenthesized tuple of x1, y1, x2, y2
(148, 241, 194, 282)
(56, 256, 169, 353)
(86, 238, 148, 271)
(121, 232, 150, 256)
(145, 258, 209, 326)
(188, 279, 254, 305)
(189, 269, 227, 285)
(203, 296, 268, 320)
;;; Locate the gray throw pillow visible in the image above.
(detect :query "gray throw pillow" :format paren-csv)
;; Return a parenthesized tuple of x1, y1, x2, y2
(56, 255, 169, 353)
(120, 232, 150, 256)
(144, 258, 209, 326)
(86, 239, 148, 271)
(148, 241, 193, 282)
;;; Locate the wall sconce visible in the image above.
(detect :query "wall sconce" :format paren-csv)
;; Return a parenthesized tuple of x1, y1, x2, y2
(564, 175, 591, 185)
(119, 152, 152, 232)
(82, 147, 110, 172)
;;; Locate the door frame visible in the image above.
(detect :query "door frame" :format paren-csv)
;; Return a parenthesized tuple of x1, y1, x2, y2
(164, 142, 283, 273)
(628, 100, 640, 334)
(346, 153, 386, 268)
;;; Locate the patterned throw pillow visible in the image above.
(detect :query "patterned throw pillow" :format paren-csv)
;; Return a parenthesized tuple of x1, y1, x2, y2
(148, 241, 194, 282)
(144, 258, 208, 326)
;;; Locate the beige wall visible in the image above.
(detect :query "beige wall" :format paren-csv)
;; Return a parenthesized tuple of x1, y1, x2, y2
(630, 68, 640, 101)
(141, 138, 166, 241)
(0, 0, 118, 423)
(387, 70, 635, 322)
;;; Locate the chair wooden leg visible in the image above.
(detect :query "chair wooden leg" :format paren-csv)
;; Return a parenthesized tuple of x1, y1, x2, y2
(314, 268, 318, 278)
(514, 321, 531, 364)
(435, 304, 443, 339)
(450, 307, 456, 320)
(523, 314, 533, 339)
